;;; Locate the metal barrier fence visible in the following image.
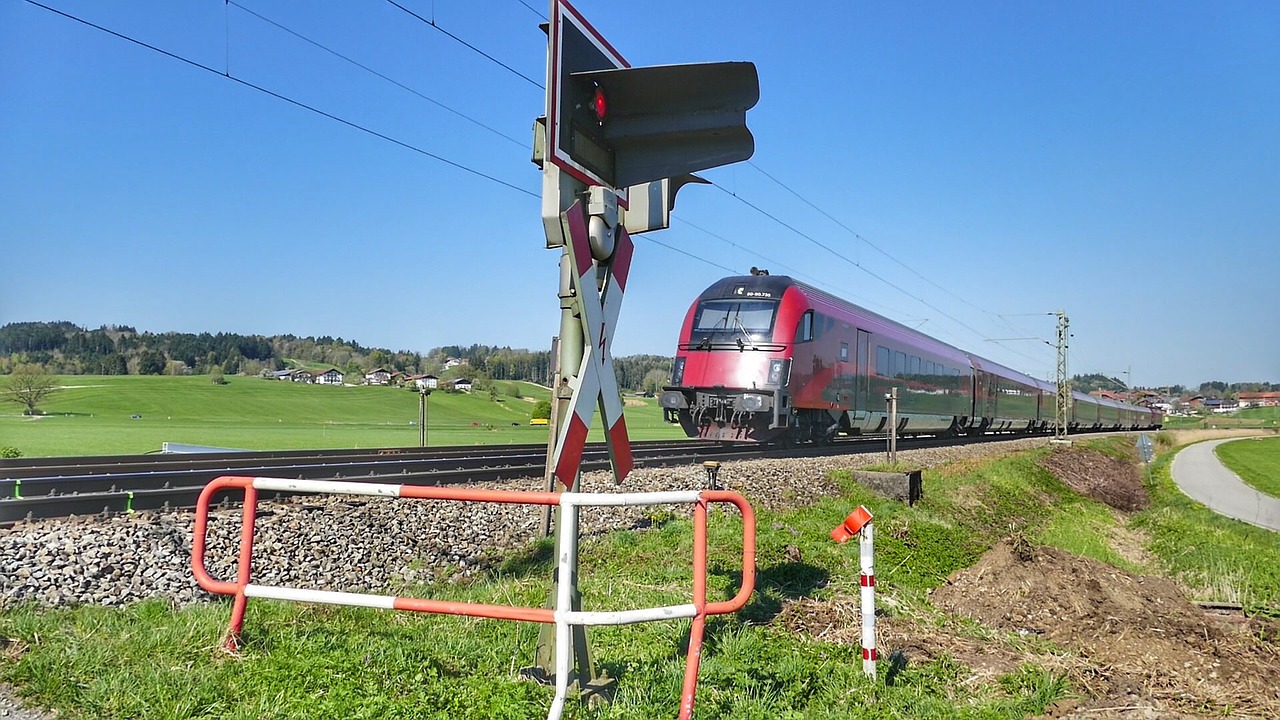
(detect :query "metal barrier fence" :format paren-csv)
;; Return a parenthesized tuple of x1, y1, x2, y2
(191, 475, 756, 720)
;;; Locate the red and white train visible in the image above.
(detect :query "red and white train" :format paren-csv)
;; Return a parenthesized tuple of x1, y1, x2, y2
(660, 272, 1162, 443)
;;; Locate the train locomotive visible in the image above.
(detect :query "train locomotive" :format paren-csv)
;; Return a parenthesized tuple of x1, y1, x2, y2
(659, 273, 1162, 443)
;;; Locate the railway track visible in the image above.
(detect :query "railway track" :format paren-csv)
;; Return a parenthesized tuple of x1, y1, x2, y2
(0, 439, 749, 525)
(0, 431, 1065, 526)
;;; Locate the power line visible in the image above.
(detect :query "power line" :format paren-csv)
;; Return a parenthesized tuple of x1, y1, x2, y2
(514, 0, 548, 20)
(634, 234, 738, 275)
(385, 0, 544, 89)
(743, 161, 1053, 360)
(228, 0, 527, 148)
(23, 0, 538, 200)
(711, 183, 996, 344)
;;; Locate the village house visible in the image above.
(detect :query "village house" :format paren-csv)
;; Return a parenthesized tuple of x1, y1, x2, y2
(364, 368, 394, 386)
(1238, 391, 1280, 407)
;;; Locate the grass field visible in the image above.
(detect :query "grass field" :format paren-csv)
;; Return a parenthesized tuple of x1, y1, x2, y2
(1216, 436, 1280, 498)
(0, 375, 684, 457)
(1162, 406, 1280, 430)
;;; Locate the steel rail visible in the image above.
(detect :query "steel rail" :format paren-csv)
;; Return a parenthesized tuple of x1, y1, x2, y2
(0, 430, 1125, 526)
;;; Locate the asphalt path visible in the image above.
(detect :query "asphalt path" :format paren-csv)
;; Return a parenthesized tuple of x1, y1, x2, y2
(1170, 438, 1280, 532)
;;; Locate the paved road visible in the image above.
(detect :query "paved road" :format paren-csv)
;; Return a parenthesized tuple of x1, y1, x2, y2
(1170, 438, 1280, 532)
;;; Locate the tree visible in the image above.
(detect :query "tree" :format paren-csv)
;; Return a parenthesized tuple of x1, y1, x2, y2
(531, 399, 552, 420)
(138, 350, 167, 375)
(3, 363, 58, 415)
(100, 353, 128, 375)
(641, 368, 670, 396)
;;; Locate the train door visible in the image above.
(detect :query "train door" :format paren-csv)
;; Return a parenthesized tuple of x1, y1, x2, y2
(853, 329, 871, 413)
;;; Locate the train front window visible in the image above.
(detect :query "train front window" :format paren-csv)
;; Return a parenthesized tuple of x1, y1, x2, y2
(692, 300, 777, 338)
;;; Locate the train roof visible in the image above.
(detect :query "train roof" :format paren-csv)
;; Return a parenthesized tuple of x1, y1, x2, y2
(965, 353, 1048, 390)
(700, 275, 971, 361)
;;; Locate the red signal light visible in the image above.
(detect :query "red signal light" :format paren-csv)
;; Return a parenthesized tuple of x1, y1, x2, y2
(591, 84, 607, 122)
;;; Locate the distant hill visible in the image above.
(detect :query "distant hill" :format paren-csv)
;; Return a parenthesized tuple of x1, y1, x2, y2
(0, 321, 671, 392)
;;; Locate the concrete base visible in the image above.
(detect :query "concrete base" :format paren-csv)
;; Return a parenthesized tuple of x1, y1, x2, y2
(853, 469, 923, 506)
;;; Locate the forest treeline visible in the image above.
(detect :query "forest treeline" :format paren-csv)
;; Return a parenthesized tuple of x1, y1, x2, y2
(0, 322, 675, 393)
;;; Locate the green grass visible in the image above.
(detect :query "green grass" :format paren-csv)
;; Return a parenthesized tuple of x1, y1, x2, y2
(4, 435, 1279, 718)
(1216, 436, 1280, 499)
(1133, 441, 1280, 613)
(1162, 406, 1280, 430)
(0, 375, 684, 456)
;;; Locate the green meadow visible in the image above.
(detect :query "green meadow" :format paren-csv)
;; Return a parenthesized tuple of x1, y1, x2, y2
(1216, 435, 1280, 498)
(1161, 406, 1280, 430)
(0, 375, 684, 457)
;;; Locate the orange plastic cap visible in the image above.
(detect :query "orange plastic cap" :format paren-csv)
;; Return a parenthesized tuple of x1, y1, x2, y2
(830, 505, 873, 543)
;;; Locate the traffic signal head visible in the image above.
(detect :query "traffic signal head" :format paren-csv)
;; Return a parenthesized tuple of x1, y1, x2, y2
(548, 0, 759, 191)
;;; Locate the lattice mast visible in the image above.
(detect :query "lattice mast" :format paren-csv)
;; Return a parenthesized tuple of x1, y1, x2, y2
(1054, 310, 1070, 443)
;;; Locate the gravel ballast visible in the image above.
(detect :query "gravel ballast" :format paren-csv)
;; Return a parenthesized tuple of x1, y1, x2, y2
(1, 438, 1050, 611)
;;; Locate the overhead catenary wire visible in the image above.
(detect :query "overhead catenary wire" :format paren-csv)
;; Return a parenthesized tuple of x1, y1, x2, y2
(22, 0, 539, 200)
(746, 160, 1045, 345)
(385, 0, 544, 89)
(227, 0, 528, 148)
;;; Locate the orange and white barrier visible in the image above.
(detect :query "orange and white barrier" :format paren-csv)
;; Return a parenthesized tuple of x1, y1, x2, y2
(191, 475, 755, 720)
(831, 504, 876, 679)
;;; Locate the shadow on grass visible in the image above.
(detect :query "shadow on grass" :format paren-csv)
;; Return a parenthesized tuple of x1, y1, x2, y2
(663, 560, 828, 662)
(740, 560, 829, 624)
(495, 537, 556, 578)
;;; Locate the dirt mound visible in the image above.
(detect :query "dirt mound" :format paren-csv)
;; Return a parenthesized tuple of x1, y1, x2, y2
(932, 541, 1280, 717)
(1038, 446, 1149, 511)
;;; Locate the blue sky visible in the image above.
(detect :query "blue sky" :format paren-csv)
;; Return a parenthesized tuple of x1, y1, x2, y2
(2, 0, 1276, 389)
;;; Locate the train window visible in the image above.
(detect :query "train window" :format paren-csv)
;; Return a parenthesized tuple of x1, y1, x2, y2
(892, 351, 906, 377)
(877, 346, 890, 375)
(910, 356, 921, 376)
(840, 342, 849, 362)
(694, 299, 778, 335)
(796, 311, 814, 342)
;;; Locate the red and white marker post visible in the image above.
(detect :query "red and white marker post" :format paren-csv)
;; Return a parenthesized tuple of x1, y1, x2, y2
(831, 505, 877, 679)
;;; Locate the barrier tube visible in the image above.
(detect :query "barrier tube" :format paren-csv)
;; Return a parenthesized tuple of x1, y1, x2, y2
(547, 498, 581, 720)
(191, 477, 758, 718)
(678, 496, 710, 720)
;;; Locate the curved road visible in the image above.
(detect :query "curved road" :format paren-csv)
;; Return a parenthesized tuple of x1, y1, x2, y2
(1171, 438, 1280, 532)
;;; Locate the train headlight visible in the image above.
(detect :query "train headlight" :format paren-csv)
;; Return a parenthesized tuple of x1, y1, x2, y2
(660, 391, 688, 409)
(766, 359, 790, 387)
(671, 357, 686, 386)
(738, 393, 768, 412)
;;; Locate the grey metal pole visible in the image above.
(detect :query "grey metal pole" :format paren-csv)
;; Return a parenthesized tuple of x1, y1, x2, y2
(419, 390, 426, 447)
(887, 387, 898, 465)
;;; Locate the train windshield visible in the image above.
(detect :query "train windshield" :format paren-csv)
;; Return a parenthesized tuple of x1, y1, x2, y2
(692, 299, 777, 337)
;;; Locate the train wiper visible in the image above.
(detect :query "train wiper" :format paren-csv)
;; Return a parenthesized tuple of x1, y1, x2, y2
(733, 317, 758, 351)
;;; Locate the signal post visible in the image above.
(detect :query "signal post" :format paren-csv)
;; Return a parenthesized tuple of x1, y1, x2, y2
(527, 0, 759, 702)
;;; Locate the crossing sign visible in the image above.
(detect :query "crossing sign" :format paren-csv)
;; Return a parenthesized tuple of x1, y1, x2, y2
(549, 198, 634, 488)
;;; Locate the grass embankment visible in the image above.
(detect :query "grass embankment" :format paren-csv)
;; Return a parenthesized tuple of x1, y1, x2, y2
(1215, 436, 1280, 499)
(2, 435, 1277, 718)
(0, 375, 684, 456)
